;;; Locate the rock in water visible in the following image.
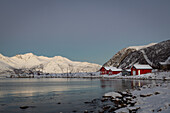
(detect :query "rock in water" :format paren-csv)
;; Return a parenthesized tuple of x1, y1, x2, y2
(20, 106, 29, 109)
(104, 92, 122, 98)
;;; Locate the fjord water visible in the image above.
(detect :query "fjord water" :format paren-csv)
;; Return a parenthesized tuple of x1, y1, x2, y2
(0, 78, 158, 113)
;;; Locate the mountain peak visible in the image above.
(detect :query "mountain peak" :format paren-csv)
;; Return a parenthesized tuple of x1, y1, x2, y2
(24, 53, 35, 56)
(53, 56, 64, 59)
(52, 56, 71, 62)
(14, 53, 36, 60)
(15, 53, 35, 56)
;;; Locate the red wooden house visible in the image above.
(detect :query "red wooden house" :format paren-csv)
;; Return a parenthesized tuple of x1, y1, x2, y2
(100, 67, 122, 75)
(100, 67, 108, 75)
(131, 64, 152, 75)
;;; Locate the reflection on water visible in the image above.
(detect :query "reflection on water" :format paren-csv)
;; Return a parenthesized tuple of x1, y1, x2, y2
(0, 78, 96, 97)
(0, 78, 161, 113)
(100, 79, 157, 91)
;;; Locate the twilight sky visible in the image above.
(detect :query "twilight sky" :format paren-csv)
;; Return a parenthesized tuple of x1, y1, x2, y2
(0, 0, 170, 65)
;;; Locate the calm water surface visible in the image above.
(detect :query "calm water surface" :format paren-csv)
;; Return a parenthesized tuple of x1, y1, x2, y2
(0, 78, 160, 113)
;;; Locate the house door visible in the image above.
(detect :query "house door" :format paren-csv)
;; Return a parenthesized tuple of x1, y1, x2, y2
(138, 70, 140, 75)
(133, 71, 136, 75)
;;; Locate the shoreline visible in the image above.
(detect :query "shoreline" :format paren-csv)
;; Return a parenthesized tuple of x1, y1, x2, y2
(114, 81, 170, 113)
(101, 77, 170, 81)
(1, 73, 170, 112)
(4, 76, 170, 81)
(4, 75, 170, 81)
(84, 80, 170, 113)
(3, 71, 170, 81)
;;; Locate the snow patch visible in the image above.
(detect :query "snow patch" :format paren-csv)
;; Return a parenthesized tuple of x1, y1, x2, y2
(140, 50, 153, 66)
(128, 43, 156, 50)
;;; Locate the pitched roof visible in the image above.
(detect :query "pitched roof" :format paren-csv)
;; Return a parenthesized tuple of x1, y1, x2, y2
(104, 67, 122, 71)
(133, 64, 152, 69)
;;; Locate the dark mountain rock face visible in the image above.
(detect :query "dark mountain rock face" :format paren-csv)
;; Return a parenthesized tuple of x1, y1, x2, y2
(103, 40, 170, 69)
(103, 48, 137, 67)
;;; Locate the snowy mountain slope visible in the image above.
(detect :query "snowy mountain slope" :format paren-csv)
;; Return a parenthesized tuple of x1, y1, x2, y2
(0, 61, 12, 72)
(103, 43, 156, 67)
(103, 40, 170, 69)
(137, 40, 170, 68)
(0, 53, 101, 74)
(0, 54, 15, 72)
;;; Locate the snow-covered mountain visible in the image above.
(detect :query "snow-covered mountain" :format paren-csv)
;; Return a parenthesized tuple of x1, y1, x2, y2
(103, 40, 170, 69)
(0, 53, 101, 75)
(103, 43, 156, 67)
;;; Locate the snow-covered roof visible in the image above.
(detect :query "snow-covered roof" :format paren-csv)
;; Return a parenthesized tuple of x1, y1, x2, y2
(104, 67, 122, 71)
(126, 69, 131, 72)
(133, 64, 152, 69)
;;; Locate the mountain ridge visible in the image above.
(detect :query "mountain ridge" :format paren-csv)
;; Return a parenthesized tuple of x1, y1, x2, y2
(103, 40, 170, 69)
(0, 53, 101, 75)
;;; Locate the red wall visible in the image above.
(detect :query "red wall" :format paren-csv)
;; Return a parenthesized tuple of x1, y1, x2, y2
(100, 67, 121, 75)
(138, 69, 152, 75)
(112, 71, 121, 75)
(131, 67, 152, 75)
(100, 66, 152, 76)
(100, 67, 107, 75)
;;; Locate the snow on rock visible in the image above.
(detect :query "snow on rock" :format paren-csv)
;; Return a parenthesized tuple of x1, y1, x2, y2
(140, 50, 153, 66)
(104, 92, 122, 98)
(132, 83, 170, 112)
(128, 43, 156, 50)
(115, 82, 170, 113)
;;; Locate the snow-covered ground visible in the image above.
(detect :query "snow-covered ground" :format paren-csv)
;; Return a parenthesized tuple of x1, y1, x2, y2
(101, 71, 170, 80)
(114, 81, 170, 113)
(100, 71, 170, 112)
(6, 71, 170, 80)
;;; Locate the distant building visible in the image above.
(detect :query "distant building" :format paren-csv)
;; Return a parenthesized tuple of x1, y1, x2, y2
(131, 64, 152, 75)
(100, 67, 122, 75)
(160, 63, 170, 70)
(100, 64, 153, 76)
(122, 69, 131, 76)
(160, 57, 170, 70)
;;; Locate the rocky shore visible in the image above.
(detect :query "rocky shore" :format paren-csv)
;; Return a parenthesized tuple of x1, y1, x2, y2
(83, 81, 170, 113)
